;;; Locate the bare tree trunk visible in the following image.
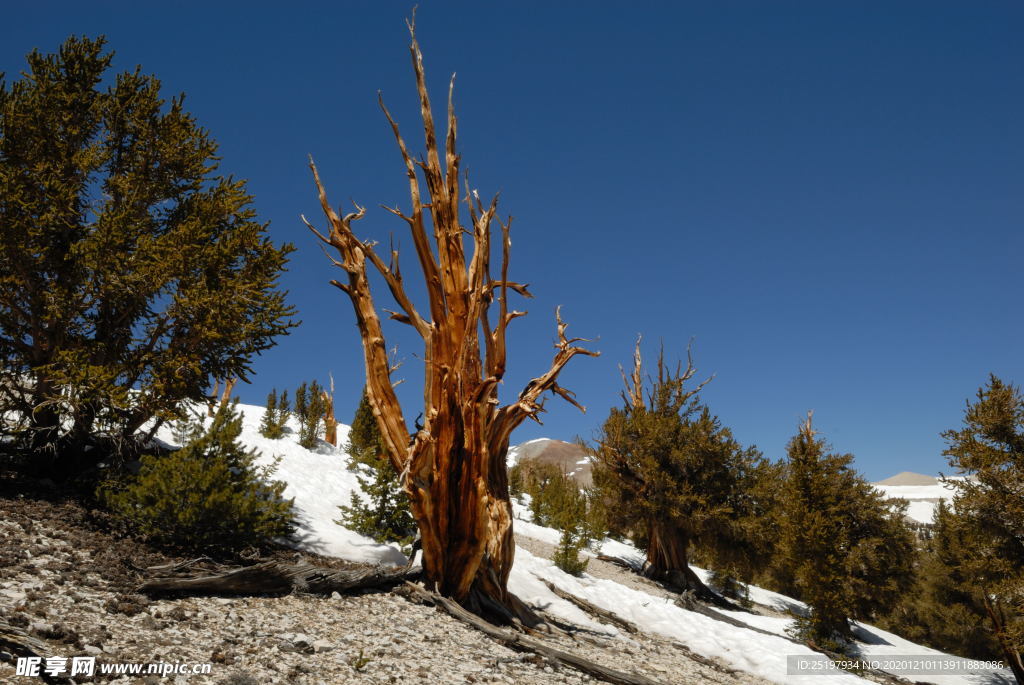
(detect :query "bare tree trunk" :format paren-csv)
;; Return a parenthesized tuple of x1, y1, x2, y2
(645, 522, 717, 601)
(322, 374, 337, 446)
(304, 18, 596, 623)
(983, 594, 1024, 684)
(220, 377, 236, 408)
(207, 378, 220, 417)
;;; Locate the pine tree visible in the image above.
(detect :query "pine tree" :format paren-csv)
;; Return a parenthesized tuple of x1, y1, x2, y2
(102, 402, 295, 552)
(880, 502, 1005, 661)
(294, 382, 308, 428)
(775, 413, 915, 647)
(940, 376, 1024, 681)
(336, 389, 415, 549)
(260, 390, 280, 438)
(259, 388, 289, 439)
(292, 380, 326, 449)
(0, 36, 296, 473)
(548, 474, 591, 576)
(591, 341, 763, 602)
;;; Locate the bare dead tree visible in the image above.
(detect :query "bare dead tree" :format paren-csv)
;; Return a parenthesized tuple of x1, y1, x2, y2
(322, 373, 338, 447)
(304, 19, 597, 624)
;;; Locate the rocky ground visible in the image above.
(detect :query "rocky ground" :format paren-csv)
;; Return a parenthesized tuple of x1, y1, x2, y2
(0, 479, 779, 685)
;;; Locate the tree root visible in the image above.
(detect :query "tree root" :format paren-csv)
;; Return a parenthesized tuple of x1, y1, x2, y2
(396, 582, 665, 685)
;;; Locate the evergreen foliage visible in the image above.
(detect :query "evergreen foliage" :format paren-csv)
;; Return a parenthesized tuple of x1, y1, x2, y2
(0, 36, 296, 471)
(880, 502, 1004, 660)
(509, 458, 593, 574)
(102, 403, 295, 553)
(774, 414, 915, 647)
(336, 389, 415, 550)
(591, 345, 766, 597)
(940, 376, 1024, 679)
(294, 381, 327, 449)
(260, 391, 279, 438)
(259, 388, 290, 439)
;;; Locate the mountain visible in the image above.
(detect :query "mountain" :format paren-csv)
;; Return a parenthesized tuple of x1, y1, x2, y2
(506, 438, 594, 487)
(872, 472, 960, 525)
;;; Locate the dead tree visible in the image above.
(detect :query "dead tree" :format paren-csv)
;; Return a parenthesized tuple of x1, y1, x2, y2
(304, 20, 596, 624)
(322, 373, 338, 447)
(207, 377, 237, 417)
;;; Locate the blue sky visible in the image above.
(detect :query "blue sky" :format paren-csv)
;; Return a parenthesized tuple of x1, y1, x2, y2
(3, 2, 1021, 480)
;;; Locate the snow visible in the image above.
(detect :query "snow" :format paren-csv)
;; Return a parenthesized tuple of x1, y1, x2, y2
(872, 479, 961, 524)
(508, 548, 866, 684)
(170, 403, 1014, 684)
(153, 403, 406, 565)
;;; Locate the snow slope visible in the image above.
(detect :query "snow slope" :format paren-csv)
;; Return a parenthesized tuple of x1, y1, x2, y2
(872, 480, 961, 525)
(168, 404, 1013, 685)
(153, 403, 406, 565)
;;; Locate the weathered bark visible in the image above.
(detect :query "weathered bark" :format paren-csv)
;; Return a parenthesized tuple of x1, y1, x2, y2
(0, 618, 71, 684)
(983, 593, 1024, 685)
(220, 377, 236, 407)
(398, 583, 663, 685)
(207, 379, 220, 417)
(304, 17, 596, 624)
(322, 374, 338, 446)
(139, 559, 418, 596)
(644, 522, 712, 597)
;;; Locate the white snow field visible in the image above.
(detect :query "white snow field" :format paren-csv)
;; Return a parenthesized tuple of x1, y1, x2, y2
(158, 405, 1014, 685)
(871, 475, 964, 525)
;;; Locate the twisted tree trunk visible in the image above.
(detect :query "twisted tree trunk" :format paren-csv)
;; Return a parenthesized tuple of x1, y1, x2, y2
(645, 522, 719, 603)
(304, 18, 596, 625)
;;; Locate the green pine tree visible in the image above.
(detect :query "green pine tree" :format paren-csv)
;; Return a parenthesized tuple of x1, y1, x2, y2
(276, 389, 291, 433)
(336, 389, 415, 549)
(549, 474, 591, 576)
(259, 388, 289, 439)
(102, 402, 295, 553)
(880, 501, 1005, 662)
(294, 382, 308, 429)
(299, 380, 326, 449)
(775, 413, 915, 648)
(591, 343, 765, 602)
(260, 390, 281, 438)
(939, 376, 1024, 681)
(0, 36, 296, 473)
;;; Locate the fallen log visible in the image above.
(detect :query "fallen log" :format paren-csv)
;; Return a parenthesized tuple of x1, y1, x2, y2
(397, 582, 664, 685)
(595, 554, 638, 570)
(0, 619, 71, 684)
(139, 560, 418, 596)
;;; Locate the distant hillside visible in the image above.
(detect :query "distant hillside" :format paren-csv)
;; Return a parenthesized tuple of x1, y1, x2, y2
(506, 438, 594, 487)
(872, 471, 961, 525)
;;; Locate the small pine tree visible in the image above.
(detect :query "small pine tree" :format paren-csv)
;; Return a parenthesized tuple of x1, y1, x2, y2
(259, 388, 290, 439)
(553, 526, 590, 576)
(336, 389, 416, 550)
(260, 390, 281, 438)
(294, 382, 308, 427)
(293, 380, 326, 449)
(548, 474, 591, 575)
(102, 403, 295, 553)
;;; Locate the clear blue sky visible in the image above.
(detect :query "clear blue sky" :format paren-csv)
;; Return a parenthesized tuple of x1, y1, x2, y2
(3, 2, 1021, 480)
